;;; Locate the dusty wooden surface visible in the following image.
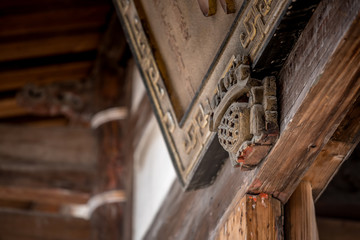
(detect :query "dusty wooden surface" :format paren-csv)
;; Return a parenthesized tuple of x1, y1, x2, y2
(304, 97, 360, 200)
(286, 181, 319, 240)
(216, 194, 283, 240)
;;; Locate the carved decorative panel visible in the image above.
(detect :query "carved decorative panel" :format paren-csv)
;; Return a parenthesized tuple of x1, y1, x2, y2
(114, 0, 290, 190)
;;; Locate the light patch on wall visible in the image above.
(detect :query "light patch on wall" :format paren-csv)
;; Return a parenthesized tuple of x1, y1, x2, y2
(133, 115, 176, 240)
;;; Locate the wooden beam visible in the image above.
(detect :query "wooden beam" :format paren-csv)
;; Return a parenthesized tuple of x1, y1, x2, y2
(0, 5, 109, 38)
(0, 61, 93, 92)
(0, 209, 90, 240)
(216, 194, 283, 240)
(0, 168, 95, 193)
(304, 97, 360, 200)
(0, 33, 100, 62)
(0, 186, 89, 205)
(248, 0, 360, 202)
(0, 125, 97, 192)
(0, 124, 97, 168)
(286, 181, 319, 240)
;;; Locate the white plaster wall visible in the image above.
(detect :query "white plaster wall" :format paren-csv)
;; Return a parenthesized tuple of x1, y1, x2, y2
(132, 69, 176, 240)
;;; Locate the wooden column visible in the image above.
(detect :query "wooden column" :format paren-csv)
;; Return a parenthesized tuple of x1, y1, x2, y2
(89, 16, 131, 240)
(217, 194, 283, 240)
(286, 181, 318, 240)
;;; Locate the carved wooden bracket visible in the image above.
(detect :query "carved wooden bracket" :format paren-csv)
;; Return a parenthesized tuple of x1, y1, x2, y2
(17, 80, 94, 125)
(209, 55, 279, 169)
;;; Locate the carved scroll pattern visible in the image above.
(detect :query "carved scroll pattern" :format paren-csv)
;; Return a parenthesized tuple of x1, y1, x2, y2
(184, 100, 211, 155)
(240, 0, 276, 58)
(116, 0, 182, 171)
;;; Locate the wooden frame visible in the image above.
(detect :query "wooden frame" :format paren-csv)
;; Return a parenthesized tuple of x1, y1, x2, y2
(113, 0, 318, 189)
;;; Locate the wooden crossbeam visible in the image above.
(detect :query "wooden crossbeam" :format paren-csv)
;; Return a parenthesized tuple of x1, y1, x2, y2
(0, 186, 89, 205)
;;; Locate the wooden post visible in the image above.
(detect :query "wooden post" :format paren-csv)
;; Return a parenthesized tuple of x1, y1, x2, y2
(286, 181, 319, 240)
(217, 194, 283, 240)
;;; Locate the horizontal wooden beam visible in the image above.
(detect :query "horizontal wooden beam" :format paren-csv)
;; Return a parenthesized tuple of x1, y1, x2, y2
(0, 33, 100, 62)
(0, 209, 91, 240)
(0, 186, 89, 205)
(0, 61, 92, 91)
(0, 124, 97, 168)
(0, 5, 109, 38)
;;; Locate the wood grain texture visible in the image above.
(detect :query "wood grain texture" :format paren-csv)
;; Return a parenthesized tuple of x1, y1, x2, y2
(0, 33, 100, 62)
(249, 0, 360, 202)
(0, 186, 89, 205)
(286, 181, 318, 240)
(0, 209, 91, 240)
(216, 194, 283, 240)
(304, 97, 360, 200)
(0, 61, 93, 92)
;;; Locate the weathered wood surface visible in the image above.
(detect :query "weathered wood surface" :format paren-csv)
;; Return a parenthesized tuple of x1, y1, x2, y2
(144, 1, 360, 238)
(286, 181, 318, 240)
(0, 209, 91, 240)
(216, 194, 283, 240)
(304, 97, 360, 200)
(0, 125, 97, 169)
(0, 186, 89, 205)
(249, 0, 360, 202)
(90, 16, 131, 240)
(0, 61, 93, 92)
(0, 125, 97, 192)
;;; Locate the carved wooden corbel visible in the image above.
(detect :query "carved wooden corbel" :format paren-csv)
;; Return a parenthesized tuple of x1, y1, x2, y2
(209, 55, 279, 170)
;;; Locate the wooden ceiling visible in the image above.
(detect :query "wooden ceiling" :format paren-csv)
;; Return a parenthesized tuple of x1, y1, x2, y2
(0, 0, 113, 126)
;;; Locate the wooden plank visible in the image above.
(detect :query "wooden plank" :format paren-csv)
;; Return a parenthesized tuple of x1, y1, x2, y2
(0, 186, 89, 205)
(0, 33, 100, 62)
(317, 218, 360, 240)
(0, 5, 109, 38)
(0, 168, 94, 193)
(216, 194, 283, 240)
(286, 181, 318, 240)
(0, 125, 97, 168)
(248, 0, 360, 202)
(0, 61, 93, 91)
(304, 97, 360, 200)
(0, 209, 91, 240)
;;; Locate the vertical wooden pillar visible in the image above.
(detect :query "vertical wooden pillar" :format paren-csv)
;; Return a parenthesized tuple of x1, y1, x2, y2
(286, 181, 319, 240)
(217, 193, 283, 239)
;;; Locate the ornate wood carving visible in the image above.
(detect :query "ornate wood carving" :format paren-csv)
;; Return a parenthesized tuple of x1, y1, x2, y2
(209, 55, 278, 169)
(114, 0, 290, 189)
